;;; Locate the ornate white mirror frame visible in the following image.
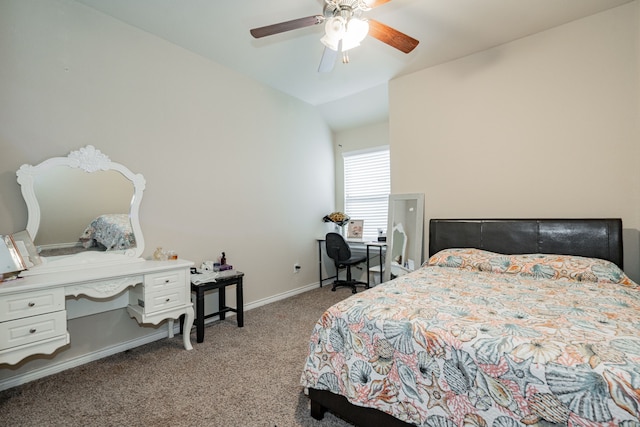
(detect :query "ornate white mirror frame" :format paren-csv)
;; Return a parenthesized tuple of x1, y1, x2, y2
(16, 145, 146, 275)
(383, 193, 424, 282)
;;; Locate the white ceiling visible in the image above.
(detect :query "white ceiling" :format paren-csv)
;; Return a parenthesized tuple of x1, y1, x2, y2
(74, 0, 632, 131)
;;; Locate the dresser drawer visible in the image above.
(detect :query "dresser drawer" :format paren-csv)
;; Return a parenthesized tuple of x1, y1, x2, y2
(138, 287, 187, 313)
(144, 270, 185, 292)
(0, 288, 65, 322)
(0, 310, 67, 351)
(130, 268, 188, 313)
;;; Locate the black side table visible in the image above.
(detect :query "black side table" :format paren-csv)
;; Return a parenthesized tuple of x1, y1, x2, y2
(181, 270, 244, 343)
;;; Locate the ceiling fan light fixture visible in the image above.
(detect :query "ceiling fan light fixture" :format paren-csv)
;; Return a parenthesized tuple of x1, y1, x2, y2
(342, 17, 369, 51)
(320, 16, 345, 51)
(320, 34, 340, 51)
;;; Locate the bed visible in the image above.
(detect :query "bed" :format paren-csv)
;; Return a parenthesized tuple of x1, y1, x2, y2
(300, 218, 640, 426)
(79, 213, 136, 251)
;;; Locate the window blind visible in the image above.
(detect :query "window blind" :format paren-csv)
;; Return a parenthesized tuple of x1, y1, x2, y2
(343, 148, 390, 242)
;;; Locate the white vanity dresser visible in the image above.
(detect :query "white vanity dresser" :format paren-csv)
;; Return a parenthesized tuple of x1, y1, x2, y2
(0, 146, 194, 368)
(0, 259, 194, 365)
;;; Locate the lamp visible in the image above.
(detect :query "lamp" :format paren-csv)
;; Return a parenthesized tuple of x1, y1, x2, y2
(342, 17, 369, 51)
(320, 15, 369, 52)
(320, 16, 345, 51)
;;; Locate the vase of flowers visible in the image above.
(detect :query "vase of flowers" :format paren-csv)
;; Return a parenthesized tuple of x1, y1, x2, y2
(323, 212, 350, 236)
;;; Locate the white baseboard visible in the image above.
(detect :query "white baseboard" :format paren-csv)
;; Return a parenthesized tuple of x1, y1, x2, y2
(244, 281, 319, 311)
(0, 281, 322, 391)
(197, 281, 319, 325)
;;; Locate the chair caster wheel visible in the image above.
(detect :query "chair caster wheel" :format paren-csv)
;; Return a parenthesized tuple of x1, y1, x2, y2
(331, 288, 336, 292)
(352, 289, 357, 294)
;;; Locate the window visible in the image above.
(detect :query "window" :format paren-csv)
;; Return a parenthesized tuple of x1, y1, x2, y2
(343, 148, 390, 242)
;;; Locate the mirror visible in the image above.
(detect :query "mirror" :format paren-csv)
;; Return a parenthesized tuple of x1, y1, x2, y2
(389, 223, 408, 276)
(16, 145, 146, 275)
(384, 193, 424, 282)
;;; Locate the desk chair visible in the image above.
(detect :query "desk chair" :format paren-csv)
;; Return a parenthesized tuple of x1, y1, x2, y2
(325, 232, 368, 293)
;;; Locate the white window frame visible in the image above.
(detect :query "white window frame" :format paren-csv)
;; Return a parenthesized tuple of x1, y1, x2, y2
(343, 147, 390, 242)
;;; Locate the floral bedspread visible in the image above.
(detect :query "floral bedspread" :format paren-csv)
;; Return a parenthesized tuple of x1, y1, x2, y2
(300, 249, 640, 426)
(79, 214, 135, 251)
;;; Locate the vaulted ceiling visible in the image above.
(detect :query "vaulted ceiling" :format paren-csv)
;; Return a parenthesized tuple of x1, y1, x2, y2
(75, 0, 633, 131)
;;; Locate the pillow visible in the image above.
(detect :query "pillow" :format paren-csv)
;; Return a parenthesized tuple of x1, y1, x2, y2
(426, 248, 635, 286)
(425, 248, 513, 273)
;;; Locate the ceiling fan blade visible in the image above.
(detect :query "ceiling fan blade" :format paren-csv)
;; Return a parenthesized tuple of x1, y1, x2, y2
(318, 44, 340, 73)
(250, 15, 324, 39)
(368, 19, 419, 53)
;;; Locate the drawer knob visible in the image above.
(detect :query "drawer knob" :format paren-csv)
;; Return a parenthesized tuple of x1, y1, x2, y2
(29, 328, 37, 334)
(165, 279, 170, 283)
(28, 302, 36, 307)
(165, 298, 171, 302)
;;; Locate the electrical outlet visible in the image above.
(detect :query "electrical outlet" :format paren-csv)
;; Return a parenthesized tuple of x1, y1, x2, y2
(293, 263, 301, 273)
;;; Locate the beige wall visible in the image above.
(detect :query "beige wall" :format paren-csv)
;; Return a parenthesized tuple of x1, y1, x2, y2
(0, 0, 333, 381)
(390, 2, 640, 281)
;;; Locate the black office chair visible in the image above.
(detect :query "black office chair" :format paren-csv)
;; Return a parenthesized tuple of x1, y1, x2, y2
(325, 232, 368, 293)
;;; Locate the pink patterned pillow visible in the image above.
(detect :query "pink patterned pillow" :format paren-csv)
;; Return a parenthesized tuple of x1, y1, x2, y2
(426, 248, 513, 273)
(426, 248, 635, 286)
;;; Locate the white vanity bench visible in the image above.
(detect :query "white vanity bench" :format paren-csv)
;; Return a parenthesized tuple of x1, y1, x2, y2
(0, 259, 194, 365)
(0, 145, 194, 369)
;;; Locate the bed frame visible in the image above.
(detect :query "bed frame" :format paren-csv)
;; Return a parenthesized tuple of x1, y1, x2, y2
(308, 218, 624, 426)
(429, 218, 623, 268)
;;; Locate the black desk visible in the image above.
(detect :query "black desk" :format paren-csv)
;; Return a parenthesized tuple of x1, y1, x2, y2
(183, 270, 244, 343)
(366, 242, 386, 285)
(317, 239, 386, 287)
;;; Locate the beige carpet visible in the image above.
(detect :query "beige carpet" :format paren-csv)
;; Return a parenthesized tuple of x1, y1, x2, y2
(0, 286, 359, 427)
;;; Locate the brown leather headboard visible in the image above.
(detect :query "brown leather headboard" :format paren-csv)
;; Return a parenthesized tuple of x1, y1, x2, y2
(429, 218, 623, 269)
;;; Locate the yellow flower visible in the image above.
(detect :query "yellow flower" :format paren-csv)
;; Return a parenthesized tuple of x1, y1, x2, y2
(323, 212, 350, 226)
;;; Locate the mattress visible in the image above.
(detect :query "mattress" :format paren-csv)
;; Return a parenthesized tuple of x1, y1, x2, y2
(300, 248, 640, 425)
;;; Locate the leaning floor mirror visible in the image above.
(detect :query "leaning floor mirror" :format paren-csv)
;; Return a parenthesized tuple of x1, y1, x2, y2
(383, 193, 425, 282)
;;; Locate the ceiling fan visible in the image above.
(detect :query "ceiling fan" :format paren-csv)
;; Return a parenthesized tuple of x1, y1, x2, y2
(249, 0, 419, 72)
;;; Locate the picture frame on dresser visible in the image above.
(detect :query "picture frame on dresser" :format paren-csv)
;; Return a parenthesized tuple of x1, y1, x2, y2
(0, 230, 40, 277)
(13, 230, 40, 269)
(0, 235, 26, 276)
